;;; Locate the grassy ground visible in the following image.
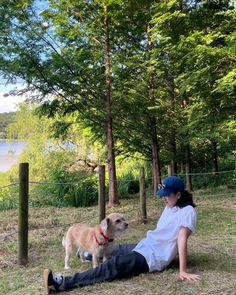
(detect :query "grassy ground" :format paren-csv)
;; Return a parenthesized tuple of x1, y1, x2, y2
(0, 188, 236, 295)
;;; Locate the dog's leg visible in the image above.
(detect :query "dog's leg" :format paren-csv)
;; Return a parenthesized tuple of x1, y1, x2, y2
(77, 247, 91, 263)
(64, 242, 72, 270)
(92, 254, 99, 268)
(76, 247, 81, 259)
(79, 249, 87, 263)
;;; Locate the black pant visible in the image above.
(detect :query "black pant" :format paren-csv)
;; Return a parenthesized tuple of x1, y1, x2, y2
(64, 243, 149, 290)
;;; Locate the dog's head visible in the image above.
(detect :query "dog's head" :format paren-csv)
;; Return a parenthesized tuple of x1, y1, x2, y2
(100, 213, 128, 234)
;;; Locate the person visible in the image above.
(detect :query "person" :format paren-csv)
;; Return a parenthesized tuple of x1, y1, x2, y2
(43, 176, 200, 294)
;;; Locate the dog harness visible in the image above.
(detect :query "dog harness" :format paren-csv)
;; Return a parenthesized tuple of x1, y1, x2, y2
(93, 226, 114, 246)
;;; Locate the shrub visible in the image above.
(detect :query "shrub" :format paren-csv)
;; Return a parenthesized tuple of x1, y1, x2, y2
(116, 172, 139, 199)
(65, 180, 98, 207)
(0, 185, 18, 211)
(30, 159, 98, 208)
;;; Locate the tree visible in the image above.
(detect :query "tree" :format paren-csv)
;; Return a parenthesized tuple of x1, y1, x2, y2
(109, 0, 163, 195)
(151, 0, 235, 184)
(0, 0, 235, 195)
(176, 0, 236, 175)
(0, 112, 15, 139)
(0, 0, 130, 205)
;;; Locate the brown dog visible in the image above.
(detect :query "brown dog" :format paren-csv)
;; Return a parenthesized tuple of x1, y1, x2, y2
(62, 213, 128, 269)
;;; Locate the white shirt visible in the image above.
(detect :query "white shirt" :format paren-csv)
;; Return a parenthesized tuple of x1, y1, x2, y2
(133, 205, 197, 272)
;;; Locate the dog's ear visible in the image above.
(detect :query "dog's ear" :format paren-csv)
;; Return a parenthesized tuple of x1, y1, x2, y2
(101, 217, 110, 232)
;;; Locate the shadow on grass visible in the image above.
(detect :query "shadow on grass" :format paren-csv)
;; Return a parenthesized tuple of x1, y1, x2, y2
(166, 251, 235, 273)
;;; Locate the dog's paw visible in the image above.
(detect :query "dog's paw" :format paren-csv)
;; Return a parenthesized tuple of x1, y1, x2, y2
(64, 266, 71, 270)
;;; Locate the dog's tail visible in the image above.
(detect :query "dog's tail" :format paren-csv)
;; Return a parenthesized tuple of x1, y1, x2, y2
(62, 235, 66, 248)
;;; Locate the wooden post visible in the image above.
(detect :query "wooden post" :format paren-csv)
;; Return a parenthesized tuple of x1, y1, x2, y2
(18, 163, 29, 265)
(139, 167, 147, 223)
(98, 165, 106, 223)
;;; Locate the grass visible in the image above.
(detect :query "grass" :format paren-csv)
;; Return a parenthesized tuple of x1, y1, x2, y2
(0, 188, 236, 295)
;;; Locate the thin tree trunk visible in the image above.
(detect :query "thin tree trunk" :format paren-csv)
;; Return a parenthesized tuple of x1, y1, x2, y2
(169, 77, 177, 175)
(147, 21, 161, 194)
(167, 164, 172, 176)
(181, 98, 192, 190)
(104, 5, 119, 205)
(180, 144, 185, 174)
(170, 131, 177, 175)
(211, 140, 218, 175)
(180, 162, 184, 174)
(151, 122, 161, 194)
(185, 143, 193, 192)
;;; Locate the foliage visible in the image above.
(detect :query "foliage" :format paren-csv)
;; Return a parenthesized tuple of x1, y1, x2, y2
(116, 172, 140, 199)
(0, 112, 15, 139)
(30, 150, 98, 208)
(0, 185, 18, 211)
(0, 103, 141, 209)
(0, 0, 235, 204)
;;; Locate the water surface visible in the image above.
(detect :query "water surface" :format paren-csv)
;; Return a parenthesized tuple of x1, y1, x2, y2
(0, 141, 27, 172)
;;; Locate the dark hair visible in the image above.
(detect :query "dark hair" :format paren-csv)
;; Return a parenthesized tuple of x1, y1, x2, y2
(174, 189, 196, 208)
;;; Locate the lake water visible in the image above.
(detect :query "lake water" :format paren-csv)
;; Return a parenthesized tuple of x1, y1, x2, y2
(0, 141, 27, 172)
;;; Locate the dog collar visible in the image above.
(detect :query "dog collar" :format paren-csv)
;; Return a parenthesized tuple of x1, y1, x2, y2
(93, 227, 114, 246)
(99, 226, 114, 242)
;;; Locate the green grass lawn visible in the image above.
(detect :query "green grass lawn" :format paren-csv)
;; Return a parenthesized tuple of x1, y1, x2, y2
(0, 188, 236, 295)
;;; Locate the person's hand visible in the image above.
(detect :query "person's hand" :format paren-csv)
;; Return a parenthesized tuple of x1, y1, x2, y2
(179, 271, 201, 281)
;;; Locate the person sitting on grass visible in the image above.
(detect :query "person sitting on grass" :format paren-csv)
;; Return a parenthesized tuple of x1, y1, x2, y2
(43, 176, 201, 294)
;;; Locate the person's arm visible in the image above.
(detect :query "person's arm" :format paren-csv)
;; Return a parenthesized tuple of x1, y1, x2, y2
(178, 227, 200, 281)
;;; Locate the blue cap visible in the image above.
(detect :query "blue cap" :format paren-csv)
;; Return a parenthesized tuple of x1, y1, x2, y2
(156, 176, 185, 197)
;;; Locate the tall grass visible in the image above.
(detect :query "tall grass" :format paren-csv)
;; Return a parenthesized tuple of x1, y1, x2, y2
(0, 171, 141, 211)
(178, 171, 236, 190)
(1, 166, 234, 211)
(116, 172, 139, 199)
(29, 178, 98, 208)
(0, 186, 18, 211)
